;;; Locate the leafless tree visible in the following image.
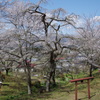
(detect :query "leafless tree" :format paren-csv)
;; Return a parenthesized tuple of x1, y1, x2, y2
(75, 16, 100, 76)
(0, 0, 78, 93)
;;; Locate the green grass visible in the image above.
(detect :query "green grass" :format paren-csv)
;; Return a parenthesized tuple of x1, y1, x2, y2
(0, 71, 100, 100)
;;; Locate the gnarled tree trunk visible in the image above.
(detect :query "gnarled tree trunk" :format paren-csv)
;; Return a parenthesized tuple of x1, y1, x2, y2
(46, 52, 56, 92)
(5, 68, 10, 76)
(89, 64, 93, 77)
(26, 65, 32, 94)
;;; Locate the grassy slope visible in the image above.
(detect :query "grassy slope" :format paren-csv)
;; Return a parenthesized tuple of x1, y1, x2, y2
(0, 71, 100, 100)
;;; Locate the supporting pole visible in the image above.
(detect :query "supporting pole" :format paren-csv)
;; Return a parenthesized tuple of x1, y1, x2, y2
(0, 82, 2, 89)
(87, 79, 90, 99)
(0, 82, 2, 93)
(75, 82, 78, 100)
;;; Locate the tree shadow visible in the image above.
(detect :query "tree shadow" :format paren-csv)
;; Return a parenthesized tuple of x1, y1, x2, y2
(78, 94, 96, 100)
(58, 86, 74, 93)
(36, 92, 52, 99)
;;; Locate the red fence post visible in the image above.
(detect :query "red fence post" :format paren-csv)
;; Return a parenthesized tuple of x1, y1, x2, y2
(75, 82, 78, 100)
(87, 79, 90, 99)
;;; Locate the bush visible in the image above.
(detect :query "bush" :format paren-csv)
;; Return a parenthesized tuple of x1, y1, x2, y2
(0, 72, 5, 82)
(6, 95, 20, 100)
(58, 73, 71, 82)
(31, 79, 41, 88)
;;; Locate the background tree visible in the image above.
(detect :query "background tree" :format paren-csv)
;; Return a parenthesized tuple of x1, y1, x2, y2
(75, 16, 100, 76)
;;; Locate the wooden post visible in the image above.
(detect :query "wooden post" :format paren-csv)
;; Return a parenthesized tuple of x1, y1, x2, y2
(0, 82, 2, 92)
(0, 82, 2, 88)
(87, 79, 90, 99)
(75, 82, 78, 100)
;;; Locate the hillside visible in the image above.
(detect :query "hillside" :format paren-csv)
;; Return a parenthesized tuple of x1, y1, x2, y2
(0, 71, 100, 100)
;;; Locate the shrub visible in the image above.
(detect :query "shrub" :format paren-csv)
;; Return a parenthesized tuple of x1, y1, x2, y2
(31, 79, 41, 88)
